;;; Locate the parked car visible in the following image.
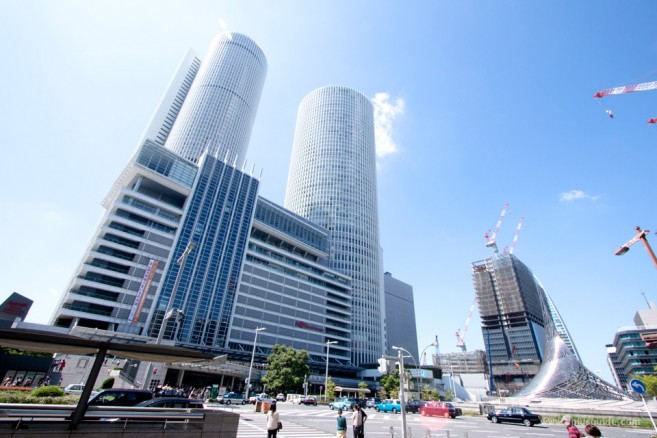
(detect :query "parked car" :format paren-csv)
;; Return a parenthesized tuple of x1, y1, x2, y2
(87, 389, 154, 407)
(135, 397, 205, 409)
(419, 401, 462, 418)
(329, 397, 357, 410)
(375, 399, 402, 414)
(405, 400, 425, 414)
(219, 392, 248, 405)
(487, 407, 542, 427)
(299, 396, 317, 406)
(276, 393, 285, 402)
(365, 397, 381, 409)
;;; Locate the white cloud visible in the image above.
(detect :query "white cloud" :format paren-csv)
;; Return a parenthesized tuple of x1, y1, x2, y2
(372, 92, 404, 158)
(559, 190, 601, 202)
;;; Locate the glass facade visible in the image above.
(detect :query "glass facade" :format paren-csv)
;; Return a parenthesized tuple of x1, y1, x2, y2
(164, 33, 267, 166)
(146, 155, 259, 348)
(285, 86, 383, 366)
(228, 197, 352, 369)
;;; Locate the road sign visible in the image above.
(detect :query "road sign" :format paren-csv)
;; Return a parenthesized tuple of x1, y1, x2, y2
(630, 379, 647, 394)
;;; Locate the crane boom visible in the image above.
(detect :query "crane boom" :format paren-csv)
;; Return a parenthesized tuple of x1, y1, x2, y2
(456, 297, 477, 351)
(594, 80, 657, 98)
(484, 203, 509, 254)
(509, 216, 525, 255)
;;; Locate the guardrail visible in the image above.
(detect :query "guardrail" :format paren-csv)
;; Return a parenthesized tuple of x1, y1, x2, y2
(0, 403, 238, 437)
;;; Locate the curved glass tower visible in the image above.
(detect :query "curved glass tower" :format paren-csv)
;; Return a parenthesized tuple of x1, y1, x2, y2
(285, 86, 383, 366)
(165, 32, 267, 166)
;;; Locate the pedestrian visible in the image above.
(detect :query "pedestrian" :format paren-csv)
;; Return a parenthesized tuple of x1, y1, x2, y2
(351, 403, 367, 438)
(59, 360, 66, 372)
(561, 415, 583, 438)
(336, 408, 347, 438)
(265, 402, 281, 438)
(584, 424, 602, 437)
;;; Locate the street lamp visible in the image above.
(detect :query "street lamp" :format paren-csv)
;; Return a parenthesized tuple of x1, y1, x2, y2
(419, 341, 437, 400)
(245, 327, 266, 401)
(143, 241, 195, 389)
(614, 226, 657, 271)
(324, 340, 338, 401)
(392, 346, 411, 438)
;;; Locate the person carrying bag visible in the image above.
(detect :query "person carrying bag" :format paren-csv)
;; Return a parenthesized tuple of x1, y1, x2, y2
(266, 402, 281, 438)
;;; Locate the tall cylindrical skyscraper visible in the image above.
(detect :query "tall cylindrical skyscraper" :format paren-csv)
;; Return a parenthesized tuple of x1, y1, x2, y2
(285, 86, 383, 366)
(165, 32, 267, 165)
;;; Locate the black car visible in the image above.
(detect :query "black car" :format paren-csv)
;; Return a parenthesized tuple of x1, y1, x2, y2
(405, 400, 425, 414)
(87, 389, 154, 407)
(135, 397, 204, 409)
(487, 407, 542, 427)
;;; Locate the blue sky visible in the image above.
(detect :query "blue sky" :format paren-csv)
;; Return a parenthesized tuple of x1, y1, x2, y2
(1, 1, 657, 385)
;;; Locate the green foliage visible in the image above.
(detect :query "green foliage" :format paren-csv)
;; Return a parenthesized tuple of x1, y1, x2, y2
(0, 347, 52, 358)
(29, 386, 65, 398)
(99, 377, 115, 390)
(377, 387, 387, 399)
(0, 389, 79, 405)
(637, 374, 657, 398)
(261, 344, 310, 394)
(379, 373, 400, 399)
(326, 377, 336, 402)
(358, 381, 368, 389)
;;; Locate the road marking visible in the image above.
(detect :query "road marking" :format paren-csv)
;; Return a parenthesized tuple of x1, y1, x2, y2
(237, 417, 334, 437)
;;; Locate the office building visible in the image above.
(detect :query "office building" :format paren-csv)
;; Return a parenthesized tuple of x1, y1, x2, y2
(164, 33, 267, 166)
(227, 197, 352, 388)
(607, 303, 657, 390)
(285, 86, 384, 366)
(51, 32, 267, 335)
(383, 272, 418, 362)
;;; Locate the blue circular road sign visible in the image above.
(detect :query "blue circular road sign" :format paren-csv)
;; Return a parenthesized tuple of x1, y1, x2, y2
(630, 379, 647, 394)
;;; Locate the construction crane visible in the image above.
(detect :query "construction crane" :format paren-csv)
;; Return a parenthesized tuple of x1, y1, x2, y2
(614, 226, 657, 271)
(508, 216, 525, 255)
(484, 203, 509, 254)
(593, 80, 657, 121)
(456, 297, 477, 352)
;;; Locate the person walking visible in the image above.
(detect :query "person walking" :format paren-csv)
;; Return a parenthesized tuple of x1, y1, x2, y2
(336, 408, 347, 438)
(351, 403, 367, 438)
(266, 402, 280, 438)
(561, 415, 583, 438)
(584, 424, 602, 437)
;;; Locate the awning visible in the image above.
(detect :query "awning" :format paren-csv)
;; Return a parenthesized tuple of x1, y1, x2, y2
(0, 328, 214, 363)
(334, 386, 371, 393)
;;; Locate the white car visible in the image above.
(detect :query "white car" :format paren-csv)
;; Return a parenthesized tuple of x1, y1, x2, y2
(64, 384, 86, 395)
(276, 393, 285, 402)
(257, 393, 275, 403)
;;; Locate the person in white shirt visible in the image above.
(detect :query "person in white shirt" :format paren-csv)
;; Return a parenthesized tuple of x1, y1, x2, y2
(266, 402, 280, 437)
(351, 403, 367, 437)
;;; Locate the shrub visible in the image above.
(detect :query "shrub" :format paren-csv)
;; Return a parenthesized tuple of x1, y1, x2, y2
(99, 377, 115, 390)
(30, 386, 65, 398)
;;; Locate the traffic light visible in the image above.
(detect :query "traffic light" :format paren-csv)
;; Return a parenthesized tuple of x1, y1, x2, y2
(378, 357, 389, 374)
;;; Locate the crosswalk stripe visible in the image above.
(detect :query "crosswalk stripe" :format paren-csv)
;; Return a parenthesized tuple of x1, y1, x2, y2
(237, 417, 334, 438)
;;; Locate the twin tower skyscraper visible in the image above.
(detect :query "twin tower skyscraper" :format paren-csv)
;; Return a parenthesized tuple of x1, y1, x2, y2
(51, 32, 384, 367)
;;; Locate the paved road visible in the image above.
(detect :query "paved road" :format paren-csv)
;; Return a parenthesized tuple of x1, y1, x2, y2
(226, 403, 656, 438)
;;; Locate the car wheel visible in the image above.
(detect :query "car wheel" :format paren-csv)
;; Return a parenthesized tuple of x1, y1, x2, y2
(451, 415, 456, 419)
(375, 407, 380, 412)
(392, 408, 398, 414)
(329, 405, 334, 410)
(523, 419, 532, 427)
(226, 400, 231, 405)
(420, 409, 426, 416)
(242, 400, 247, 405)
(444, 412, 450, 418)
(491, 416, 498, 423)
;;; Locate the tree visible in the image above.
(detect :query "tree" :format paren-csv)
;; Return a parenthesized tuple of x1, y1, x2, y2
(443, 389, 454, 401)
(261, 344, 310, 394)
(379, 373, 400, 399)
(637, 374, 657, 398)
(99, 377, 115, 390)
(326, 376, 336, 401)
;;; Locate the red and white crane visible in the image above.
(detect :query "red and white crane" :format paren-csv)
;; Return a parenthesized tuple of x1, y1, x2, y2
(508, 216, 525, 255)
(456, 297, 477, 352)
(484, 203, 509, 254)
(593, 80, 657, 122)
